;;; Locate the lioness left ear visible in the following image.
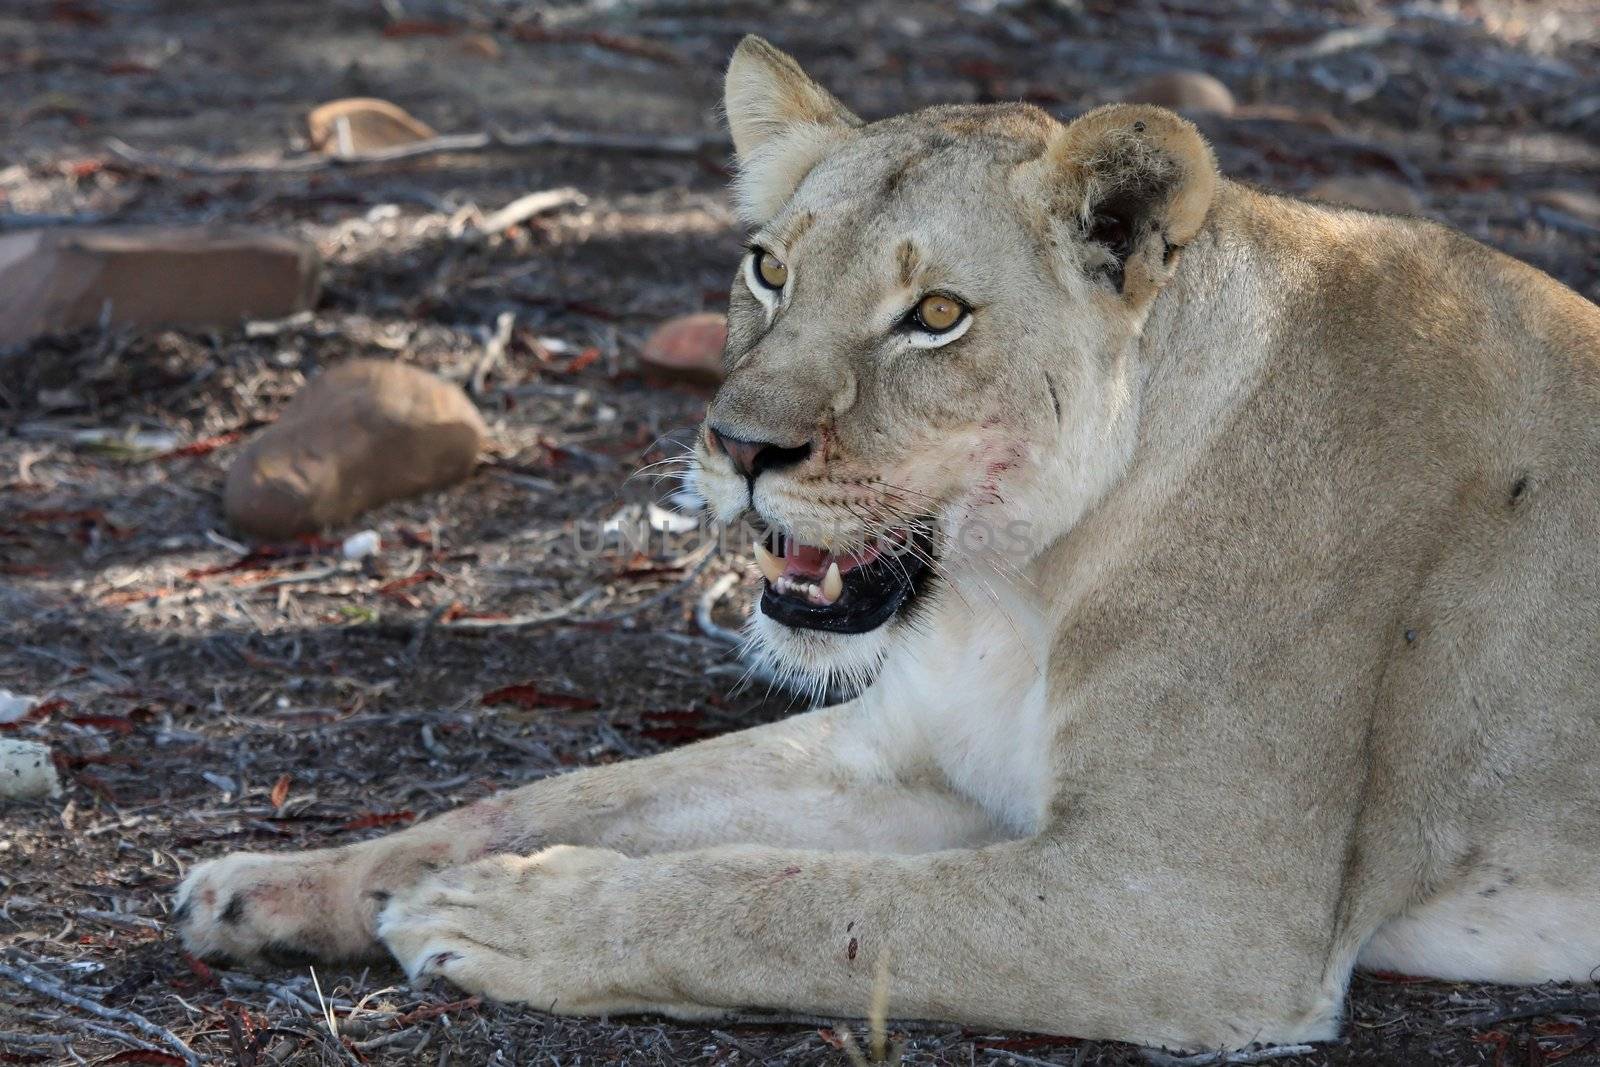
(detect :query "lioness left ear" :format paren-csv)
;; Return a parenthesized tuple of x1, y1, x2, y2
(1032, 105, 1218, 306)
(724, 35, 861, 223)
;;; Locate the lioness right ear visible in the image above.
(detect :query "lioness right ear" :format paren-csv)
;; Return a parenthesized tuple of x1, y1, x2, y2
(1026, 105, 1218, 308)
(724, 35, 860, 223)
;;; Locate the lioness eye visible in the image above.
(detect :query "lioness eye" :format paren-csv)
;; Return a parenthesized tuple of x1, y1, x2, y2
(914, 294, 965, 333)
(754, 250, 788, 290)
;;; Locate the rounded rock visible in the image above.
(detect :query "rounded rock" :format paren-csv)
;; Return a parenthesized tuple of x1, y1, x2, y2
(225, 360, 487, 540)
(640, 312, 728, 385)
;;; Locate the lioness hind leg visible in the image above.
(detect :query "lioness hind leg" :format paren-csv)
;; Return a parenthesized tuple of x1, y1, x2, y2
(1358, 869, 1600, 984)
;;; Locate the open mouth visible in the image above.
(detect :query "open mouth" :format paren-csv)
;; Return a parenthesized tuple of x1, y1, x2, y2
(752, 525, 934, 634)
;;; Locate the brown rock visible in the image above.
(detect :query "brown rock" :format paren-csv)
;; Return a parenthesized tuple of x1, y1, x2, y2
(1306, 176, 1424, 216)
(0, 226, 319, 346)
(225, 360, 487, 539)
(307, 98, 437, 157)
(640, 312, 728, 385)
(1120, 71, 1235, 116)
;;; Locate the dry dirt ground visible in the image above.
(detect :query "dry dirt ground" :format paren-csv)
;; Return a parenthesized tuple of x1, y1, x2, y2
(3, 1, 1600, 1064)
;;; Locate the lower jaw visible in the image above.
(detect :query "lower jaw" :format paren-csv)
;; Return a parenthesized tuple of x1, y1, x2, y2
(758, 577, 914, 634)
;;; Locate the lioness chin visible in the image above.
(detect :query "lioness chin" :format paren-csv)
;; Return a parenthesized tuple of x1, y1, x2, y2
(174, 36, 1600, 1053)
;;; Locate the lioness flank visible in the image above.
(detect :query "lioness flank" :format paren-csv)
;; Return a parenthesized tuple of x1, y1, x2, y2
(175, 36, 1600, 1054)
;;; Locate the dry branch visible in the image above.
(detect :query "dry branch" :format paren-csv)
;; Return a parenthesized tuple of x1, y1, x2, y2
(106, 127, 729, 176)
(0, 956, 201, 1067)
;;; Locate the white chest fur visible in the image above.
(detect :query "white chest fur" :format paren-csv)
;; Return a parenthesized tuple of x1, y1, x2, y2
(862, 579, 1055, 836)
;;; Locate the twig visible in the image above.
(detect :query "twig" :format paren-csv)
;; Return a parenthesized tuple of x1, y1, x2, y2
(437, 588, 604, 631)
(236, 563, 352, 592)
(0, 957, 200, 1067)
(469, 188, 587, 240)
(0, 1031, 74, 1046)
(439, 546, 716, 632)
(1449, 995, 1600, 1028)
(984, 1051, 1068, 1067)
(696, 572, 744, 646)
(1143, 1044, 1318, 1066)
(106, 127, 729, 177)
(470, 311, 517, 398)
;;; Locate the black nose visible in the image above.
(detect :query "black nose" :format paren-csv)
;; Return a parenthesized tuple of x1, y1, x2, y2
(707, 426, 813, 481)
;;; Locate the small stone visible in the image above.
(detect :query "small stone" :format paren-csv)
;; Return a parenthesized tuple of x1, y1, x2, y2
(1120, 71, 1235, 116)
(0, 690, 37, 725)
(639, 312, 727, 385)
(225, 360, 487, 540)
(306, 98, 437, 157)
(0, 226, 320, 346)
(341, 529, 381, 560)
(1306, 176, 1425, 215)
(0, 739, 61, 801)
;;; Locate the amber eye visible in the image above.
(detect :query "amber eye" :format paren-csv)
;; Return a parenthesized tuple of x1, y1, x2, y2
(914, 293, 965, 333)
(754, 250, 788, 290)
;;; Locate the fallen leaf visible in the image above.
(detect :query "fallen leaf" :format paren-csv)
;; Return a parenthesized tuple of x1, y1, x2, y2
(183, 952, 219, 986)
(269, 774, 290, 809)
(481, 684, 600, 712)
(392, 996, 482, 1026)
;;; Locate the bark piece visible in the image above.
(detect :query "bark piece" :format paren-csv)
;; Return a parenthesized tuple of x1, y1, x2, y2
(307, 98, 437, 157)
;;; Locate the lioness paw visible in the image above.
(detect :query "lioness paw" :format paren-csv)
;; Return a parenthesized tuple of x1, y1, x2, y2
(377, 847, 640, 1012)
(174, 851, 378, 966)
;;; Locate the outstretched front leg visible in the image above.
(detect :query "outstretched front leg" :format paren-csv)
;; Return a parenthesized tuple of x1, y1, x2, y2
(175, 703, 1000, 966)
(375, 831, 1345, 1051)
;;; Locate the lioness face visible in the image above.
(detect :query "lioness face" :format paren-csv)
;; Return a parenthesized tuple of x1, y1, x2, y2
(692, 39, 1215, 685)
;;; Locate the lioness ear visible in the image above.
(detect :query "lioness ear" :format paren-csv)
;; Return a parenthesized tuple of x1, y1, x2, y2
(1031, 104, 1218, 306)
(724, 35, 860, 223)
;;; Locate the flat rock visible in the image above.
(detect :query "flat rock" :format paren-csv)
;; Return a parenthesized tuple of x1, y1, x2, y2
(0, 226, 320, 346)
(1120, 71, 1236, 116)
(307, 97, 437, 156)
(640, 312, 727, 385)
(0, 739, 60, 801)
(225, 360, 487, 540)
(1306, 176, 1425, 215)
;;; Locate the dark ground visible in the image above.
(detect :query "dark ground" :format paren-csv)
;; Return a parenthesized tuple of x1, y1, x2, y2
(2, 1, 1599, 1064)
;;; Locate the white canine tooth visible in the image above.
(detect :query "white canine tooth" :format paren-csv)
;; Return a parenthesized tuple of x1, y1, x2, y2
(753, 541, 785, 583)
(821, 561, 843, 604)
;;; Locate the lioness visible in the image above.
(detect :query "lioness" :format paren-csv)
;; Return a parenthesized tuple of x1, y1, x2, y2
(176, 36, 1600, 1052)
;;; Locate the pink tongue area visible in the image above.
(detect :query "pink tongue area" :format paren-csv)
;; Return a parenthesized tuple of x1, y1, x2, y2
(778, 540, 881, 579)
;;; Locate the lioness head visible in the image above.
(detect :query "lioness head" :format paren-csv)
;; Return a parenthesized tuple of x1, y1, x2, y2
(692, 36, 1219, 687)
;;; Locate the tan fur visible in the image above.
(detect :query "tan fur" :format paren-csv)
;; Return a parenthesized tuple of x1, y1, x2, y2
(176, 37, 1600, 1053)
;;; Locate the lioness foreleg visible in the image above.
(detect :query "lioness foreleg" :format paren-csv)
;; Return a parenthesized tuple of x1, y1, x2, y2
(175, 704, 998, 966)
(376, 838, 1340, 1050)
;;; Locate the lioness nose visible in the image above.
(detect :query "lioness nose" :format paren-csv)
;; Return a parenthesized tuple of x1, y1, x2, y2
(707, 425, 813, 481)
